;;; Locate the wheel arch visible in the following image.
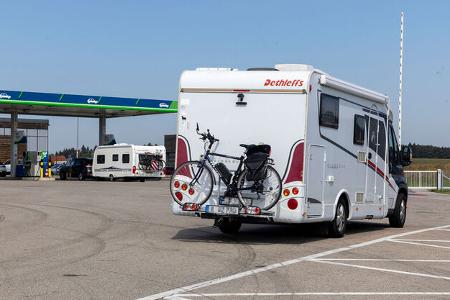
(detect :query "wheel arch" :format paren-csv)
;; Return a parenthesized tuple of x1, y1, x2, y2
(334, 189, 351, 219)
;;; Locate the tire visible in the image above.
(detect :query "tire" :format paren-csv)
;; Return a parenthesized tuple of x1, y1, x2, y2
(328, 199, 347, 238)
(78, 172, 85, 181)
(0, 171, 6, 177)
(215, 217, 242, 234)
(170, 161, 214, 206)
(140, 178, 145, 182)
(236, 165, 282, 210)
(60, 172, 67, 181)
(389, 192, 407, 228)
(109, 174, 114, 182)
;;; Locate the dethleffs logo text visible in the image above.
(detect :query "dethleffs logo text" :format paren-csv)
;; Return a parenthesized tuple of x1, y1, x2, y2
(264, 79, 304, 87)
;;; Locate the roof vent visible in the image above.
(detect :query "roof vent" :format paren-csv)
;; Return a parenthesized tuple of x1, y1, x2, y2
(247, 67, 279, 71)
(275, 64, 313, 71)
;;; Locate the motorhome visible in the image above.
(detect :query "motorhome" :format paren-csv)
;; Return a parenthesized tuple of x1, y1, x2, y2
(170, 64, 411, 237)
(93, 144, 166, 181)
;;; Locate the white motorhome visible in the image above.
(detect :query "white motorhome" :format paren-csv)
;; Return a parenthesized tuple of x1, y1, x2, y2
(170, 64, 411, 237)
(93, 144, 166, 181)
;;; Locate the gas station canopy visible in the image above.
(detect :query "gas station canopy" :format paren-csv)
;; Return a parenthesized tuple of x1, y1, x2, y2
(0, 89, 177, 117)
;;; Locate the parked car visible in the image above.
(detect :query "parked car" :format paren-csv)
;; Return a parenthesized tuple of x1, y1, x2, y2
(0, 164, 7, 177)
(2, 160, 11, 174)
(59, 158, 93, 180)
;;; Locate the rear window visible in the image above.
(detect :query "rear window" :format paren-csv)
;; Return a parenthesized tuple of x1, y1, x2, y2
(97, 155, 105, 164)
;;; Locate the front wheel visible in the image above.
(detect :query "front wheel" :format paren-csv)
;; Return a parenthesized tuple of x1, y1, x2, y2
(170, 161, 214, 206)
(236, 165, 282, 210)
(389, 192, 406, 228)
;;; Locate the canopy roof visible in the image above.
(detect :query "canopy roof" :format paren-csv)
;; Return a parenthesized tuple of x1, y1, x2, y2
(0, 90, 177, 118)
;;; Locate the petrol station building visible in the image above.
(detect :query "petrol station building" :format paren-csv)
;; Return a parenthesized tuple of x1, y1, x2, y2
(0, 89, 177, 177)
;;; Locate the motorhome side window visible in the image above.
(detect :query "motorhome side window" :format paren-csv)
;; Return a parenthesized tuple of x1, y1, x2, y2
(122, 154, 130, 163)
(319, 94, 339, 129)
(353, 115, 365, 145)
(368, 118, 386, 160)
(112, 154, 119, 162)
(97, 155, 105, 164)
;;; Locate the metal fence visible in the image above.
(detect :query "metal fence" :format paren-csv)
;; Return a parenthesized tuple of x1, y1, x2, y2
(405, 169, 450, 190)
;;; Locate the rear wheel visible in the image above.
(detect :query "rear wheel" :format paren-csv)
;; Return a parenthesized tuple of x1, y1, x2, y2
(140, 178, 145, 182)
(109, 174, 114, 182)
(236, 165, 282, 210)
(78, 172, 85, 181)
(215, 217, 242, 234)
(170, 161, 214, 206)
(59, 172, 67, 181)
(328, 199, 347, 238)
(389, 192, 406, 228)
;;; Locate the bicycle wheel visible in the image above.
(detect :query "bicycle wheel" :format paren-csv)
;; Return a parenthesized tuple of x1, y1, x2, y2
(236, 165, 282, 210)
(170, 160, 214, 206)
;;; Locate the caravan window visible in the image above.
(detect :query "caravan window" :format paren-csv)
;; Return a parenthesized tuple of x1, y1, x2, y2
(112, 154, 119, 162)
(353, 115, 365, 145)
(122, 154, 130, 163)
(319, 94, 339, 129)
(97, 155, 105, 164)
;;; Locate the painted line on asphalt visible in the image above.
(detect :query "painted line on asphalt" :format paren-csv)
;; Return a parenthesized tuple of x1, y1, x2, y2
(388, 239, 450, 250)
(170, 292, 450, 298)
(311, 259, 450, 281)
(137, 224, 450, 300)
(394, 238, 450, 243)
(316, 258, 450, 262)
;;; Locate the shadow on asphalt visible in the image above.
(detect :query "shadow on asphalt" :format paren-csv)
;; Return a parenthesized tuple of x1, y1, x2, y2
(172, 221, 390, 245)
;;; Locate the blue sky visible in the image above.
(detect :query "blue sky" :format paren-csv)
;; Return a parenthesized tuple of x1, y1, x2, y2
(0, 0, 449, 152)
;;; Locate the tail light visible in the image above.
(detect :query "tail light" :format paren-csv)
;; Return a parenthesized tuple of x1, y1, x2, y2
(174, 181, 180, 189)
(244, 206, 261, 215)
(132, 166, 137, 174)
(283, 189, 290, 197)
(182, 202, 199, 211)
(292, 187, 299, 195)
(287, 198, 298, 210)
(181, 183, 188, 191)
(188, 188, 195, 195)
(175, 192, 183, 201)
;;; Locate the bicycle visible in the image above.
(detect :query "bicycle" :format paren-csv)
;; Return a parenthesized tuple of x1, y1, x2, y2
(170, 124, 282, 212)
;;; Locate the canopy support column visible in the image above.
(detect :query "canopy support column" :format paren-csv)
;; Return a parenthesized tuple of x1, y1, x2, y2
(10, 112, 18, 177)
(99, 115, 106, 146)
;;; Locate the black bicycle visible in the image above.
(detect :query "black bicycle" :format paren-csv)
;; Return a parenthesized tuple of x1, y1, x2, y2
(170, 124, 282, 211)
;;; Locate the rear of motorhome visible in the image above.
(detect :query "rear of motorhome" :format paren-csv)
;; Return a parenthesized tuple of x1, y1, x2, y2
(170, 64, 412, 237)
(93, 144, 166, 181)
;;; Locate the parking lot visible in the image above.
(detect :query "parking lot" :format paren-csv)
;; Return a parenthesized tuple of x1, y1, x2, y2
(1, 180, 450, 299)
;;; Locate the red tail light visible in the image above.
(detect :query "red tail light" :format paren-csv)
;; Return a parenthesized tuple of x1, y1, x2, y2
(174, 181, 180, 188)
(132, 166, 137, 174)
(283, 189, 290, 197)
(287, 198, 298, 210)
(181, 183, 188, 191)
(188, 188, 195, 195)
(292, 187, 299, 195)
(244, 206, 261, 215)
(175, 192, 183, 201)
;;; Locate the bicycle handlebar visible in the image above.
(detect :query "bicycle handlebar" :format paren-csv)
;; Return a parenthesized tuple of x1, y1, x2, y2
(196, 128, 219, 144)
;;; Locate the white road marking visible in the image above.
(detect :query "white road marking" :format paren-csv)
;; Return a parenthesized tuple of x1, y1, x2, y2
(311, 259, 450, 281)
(316, 258, 450, 262)
(394, 238, 450, 243)
(389, 239, 450, 250)
(171, 292, 450, 298)
(137, 224, 450, 300)
(436, 229, 450, 232)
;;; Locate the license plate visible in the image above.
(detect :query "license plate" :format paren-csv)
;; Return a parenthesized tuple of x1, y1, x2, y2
(206, 205, 239, 215)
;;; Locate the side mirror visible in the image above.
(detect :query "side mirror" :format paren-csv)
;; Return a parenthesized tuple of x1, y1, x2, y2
(401, 145, 412, 166)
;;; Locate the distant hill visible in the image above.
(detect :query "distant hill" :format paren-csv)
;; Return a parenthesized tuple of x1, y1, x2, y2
(410, 143, 450, 159)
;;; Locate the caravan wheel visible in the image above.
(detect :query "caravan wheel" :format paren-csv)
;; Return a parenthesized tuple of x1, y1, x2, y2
(109, 174, 114, 182)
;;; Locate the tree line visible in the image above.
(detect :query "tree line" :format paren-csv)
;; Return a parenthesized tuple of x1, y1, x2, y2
(410, 143, 450, 159)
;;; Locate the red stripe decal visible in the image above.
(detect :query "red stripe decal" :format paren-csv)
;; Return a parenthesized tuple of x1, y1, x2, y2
(367, 160, 396, 190)
(176, 137, 189, 168)
(284, 142, 304, 183)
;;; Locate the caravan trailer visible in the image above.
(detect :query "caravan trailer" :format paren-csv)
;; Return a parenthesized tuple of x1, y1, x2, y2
(170, 64, 412, 237)
(93, 144, 166, 181)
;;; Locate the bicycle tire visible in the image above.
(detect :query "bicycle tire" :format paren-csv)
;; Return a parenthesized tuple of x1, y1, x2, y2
(170, 160, 214, 206)
(236, 165, 282, 210)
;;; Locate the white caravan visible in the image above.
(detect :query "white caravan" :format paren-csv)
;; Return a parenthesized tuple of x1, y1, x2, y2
(93, 144, 166, 181)
(171, 64, 411, 237)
